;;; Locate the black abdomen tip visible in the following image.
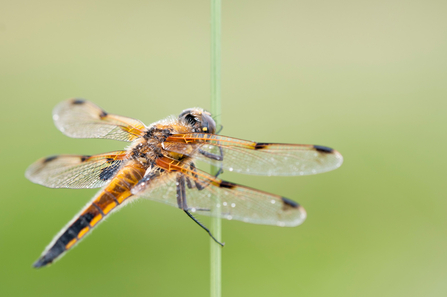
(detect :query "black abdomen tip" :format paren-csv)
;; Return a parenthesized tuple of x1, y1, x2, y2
(33, 241, 65, 268)
(314, 145, 333, 153)
(33, 257, 50, 268)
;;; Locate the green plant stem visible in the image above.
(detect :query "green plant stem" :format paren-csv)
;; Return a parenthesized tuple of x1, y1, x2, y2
(210, 0, 222, 296)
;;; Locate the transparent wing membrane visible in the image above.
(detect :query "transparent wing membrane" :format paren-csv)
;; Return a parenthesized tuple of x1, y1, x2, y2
(164, 133, 343, 176)
(25, 151, 128, 188)
(53, 99, 146, 142)
(132, 159, 306, 227)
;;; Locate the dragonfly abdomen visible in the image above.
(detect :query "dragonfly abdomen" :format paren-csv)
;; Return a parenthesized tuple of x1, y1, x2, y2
(33, 161, 146, 268)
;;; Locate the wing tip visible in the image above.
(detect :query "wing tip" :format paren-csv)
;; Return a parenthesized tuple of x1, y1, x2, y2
(280, 198, 307, 226)
(333, 149, 344, 168)
(297, 205, 307, 224)
(313, 145, 344, 170)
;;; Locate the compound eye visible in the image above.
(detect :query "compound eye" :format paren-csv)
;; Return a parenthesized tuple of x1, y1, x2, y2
(201, 112, 216, 134)
(184, 114, 197, 126)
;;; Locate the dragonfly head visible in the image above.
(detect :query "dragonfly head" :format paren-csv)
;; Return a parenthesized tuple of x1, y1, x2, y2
(179, 108, 216, 134)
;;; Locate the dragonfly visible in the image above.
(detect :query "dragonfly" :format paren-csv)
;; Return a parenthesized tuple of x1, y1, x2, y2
(26, 99, 343, 268)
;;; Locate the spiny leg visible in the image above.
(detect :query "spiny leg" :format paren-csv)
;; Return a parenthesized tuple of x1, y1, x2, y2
(176, 173, 224, 246)
(183, 210, 224, 246)
(198, 146, 224, 178)
(176, 174, 187, 209)
(215, 124, 223, 134)
(199, 148, 223, 161)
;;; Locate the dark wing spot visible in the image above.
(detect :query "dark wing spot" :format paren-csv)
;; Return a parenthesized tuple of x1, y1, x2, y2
(43, 155, 57, 163)
(281, 197, 300, 210)
(219, 181, 236, 189)
(80, 155, 90, 162)
(314, 145, 333, 153)
(99, 162, 121, 181)
(254, 143, 269, 150)
(99, 110, 108, 118)
(72, 99, 85, 105)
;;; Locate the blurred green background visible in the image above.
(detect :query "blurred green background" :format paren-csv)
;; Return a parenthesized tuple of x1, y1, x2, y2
(1, 0, 446, 296)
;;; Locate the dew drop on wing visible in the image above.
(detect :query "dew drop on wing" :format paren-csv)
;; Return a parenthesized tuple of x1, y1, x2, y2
(223, 202, 227, 206)
(229, 167, 233, 172)
(231, 203, 236, 208)
(227, 215, 233, 220)
(271, 200, 276, 204)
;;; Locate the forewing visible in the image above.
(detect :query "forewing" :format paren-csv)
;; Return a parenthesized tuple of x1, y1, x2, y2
(131, 165, 306, 227)
(25, 151, 128, 188)
(53, 99, 146, 142)
(164, 133, 343, 176)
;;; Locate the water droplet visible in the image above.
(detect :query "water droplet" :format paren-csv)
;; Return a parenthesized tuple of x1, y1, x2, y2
(53, 114, 59, 121)
(223, 202, 227, 206)
(229, 167, 233, 172)
(216, 204, 221, 208)
(227, 215, 233, 220)
(231, 203, 236, 208)
(271, 200, 276, 204)
(191, 208, 196, 212)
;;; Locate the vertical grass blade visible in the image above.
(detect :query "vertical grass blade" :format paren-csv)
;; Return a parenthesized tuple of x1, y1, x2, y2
(210, 0, 222, 296)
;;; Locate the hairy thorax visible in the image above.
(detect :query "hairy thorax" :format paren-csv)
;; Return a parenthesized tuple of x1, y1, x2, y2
(128, 119, 195, 168)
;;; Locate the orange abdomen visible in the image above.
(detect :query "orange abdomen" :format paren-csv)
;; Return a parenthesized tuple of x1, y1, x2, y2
(33, 161, 146, 268)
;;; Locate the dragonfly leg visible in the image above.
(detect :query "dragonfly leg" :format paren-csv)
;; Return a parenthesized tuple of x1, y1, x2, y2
(189, 163, 206, 190)
(189, 163, 222, 190)
(198, 146, 224, 178)
(215, 124, 223, 134)
(176, 174, 187, 209)
(183, 210, 224, 246)
(199, 148, 223, 161)
(176, 173, 224, 246)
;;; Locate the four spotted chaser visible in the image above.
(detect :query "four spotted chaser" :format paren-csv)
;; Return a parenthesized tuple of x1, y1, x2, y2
(26, 99, 343, 268)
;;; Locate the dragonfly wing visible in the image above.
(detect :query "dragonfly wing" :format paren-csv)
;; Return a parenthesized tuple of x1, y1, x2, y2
(164, 133, 343, 176)
(53, 99, 146, 142)
(131, 159, 306, 227)
(25, 151, 128, 188)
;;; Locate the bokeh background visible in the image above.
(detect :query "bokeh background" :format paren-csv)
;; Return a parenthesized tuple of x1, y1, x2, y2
(1, 0, 446, 296)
